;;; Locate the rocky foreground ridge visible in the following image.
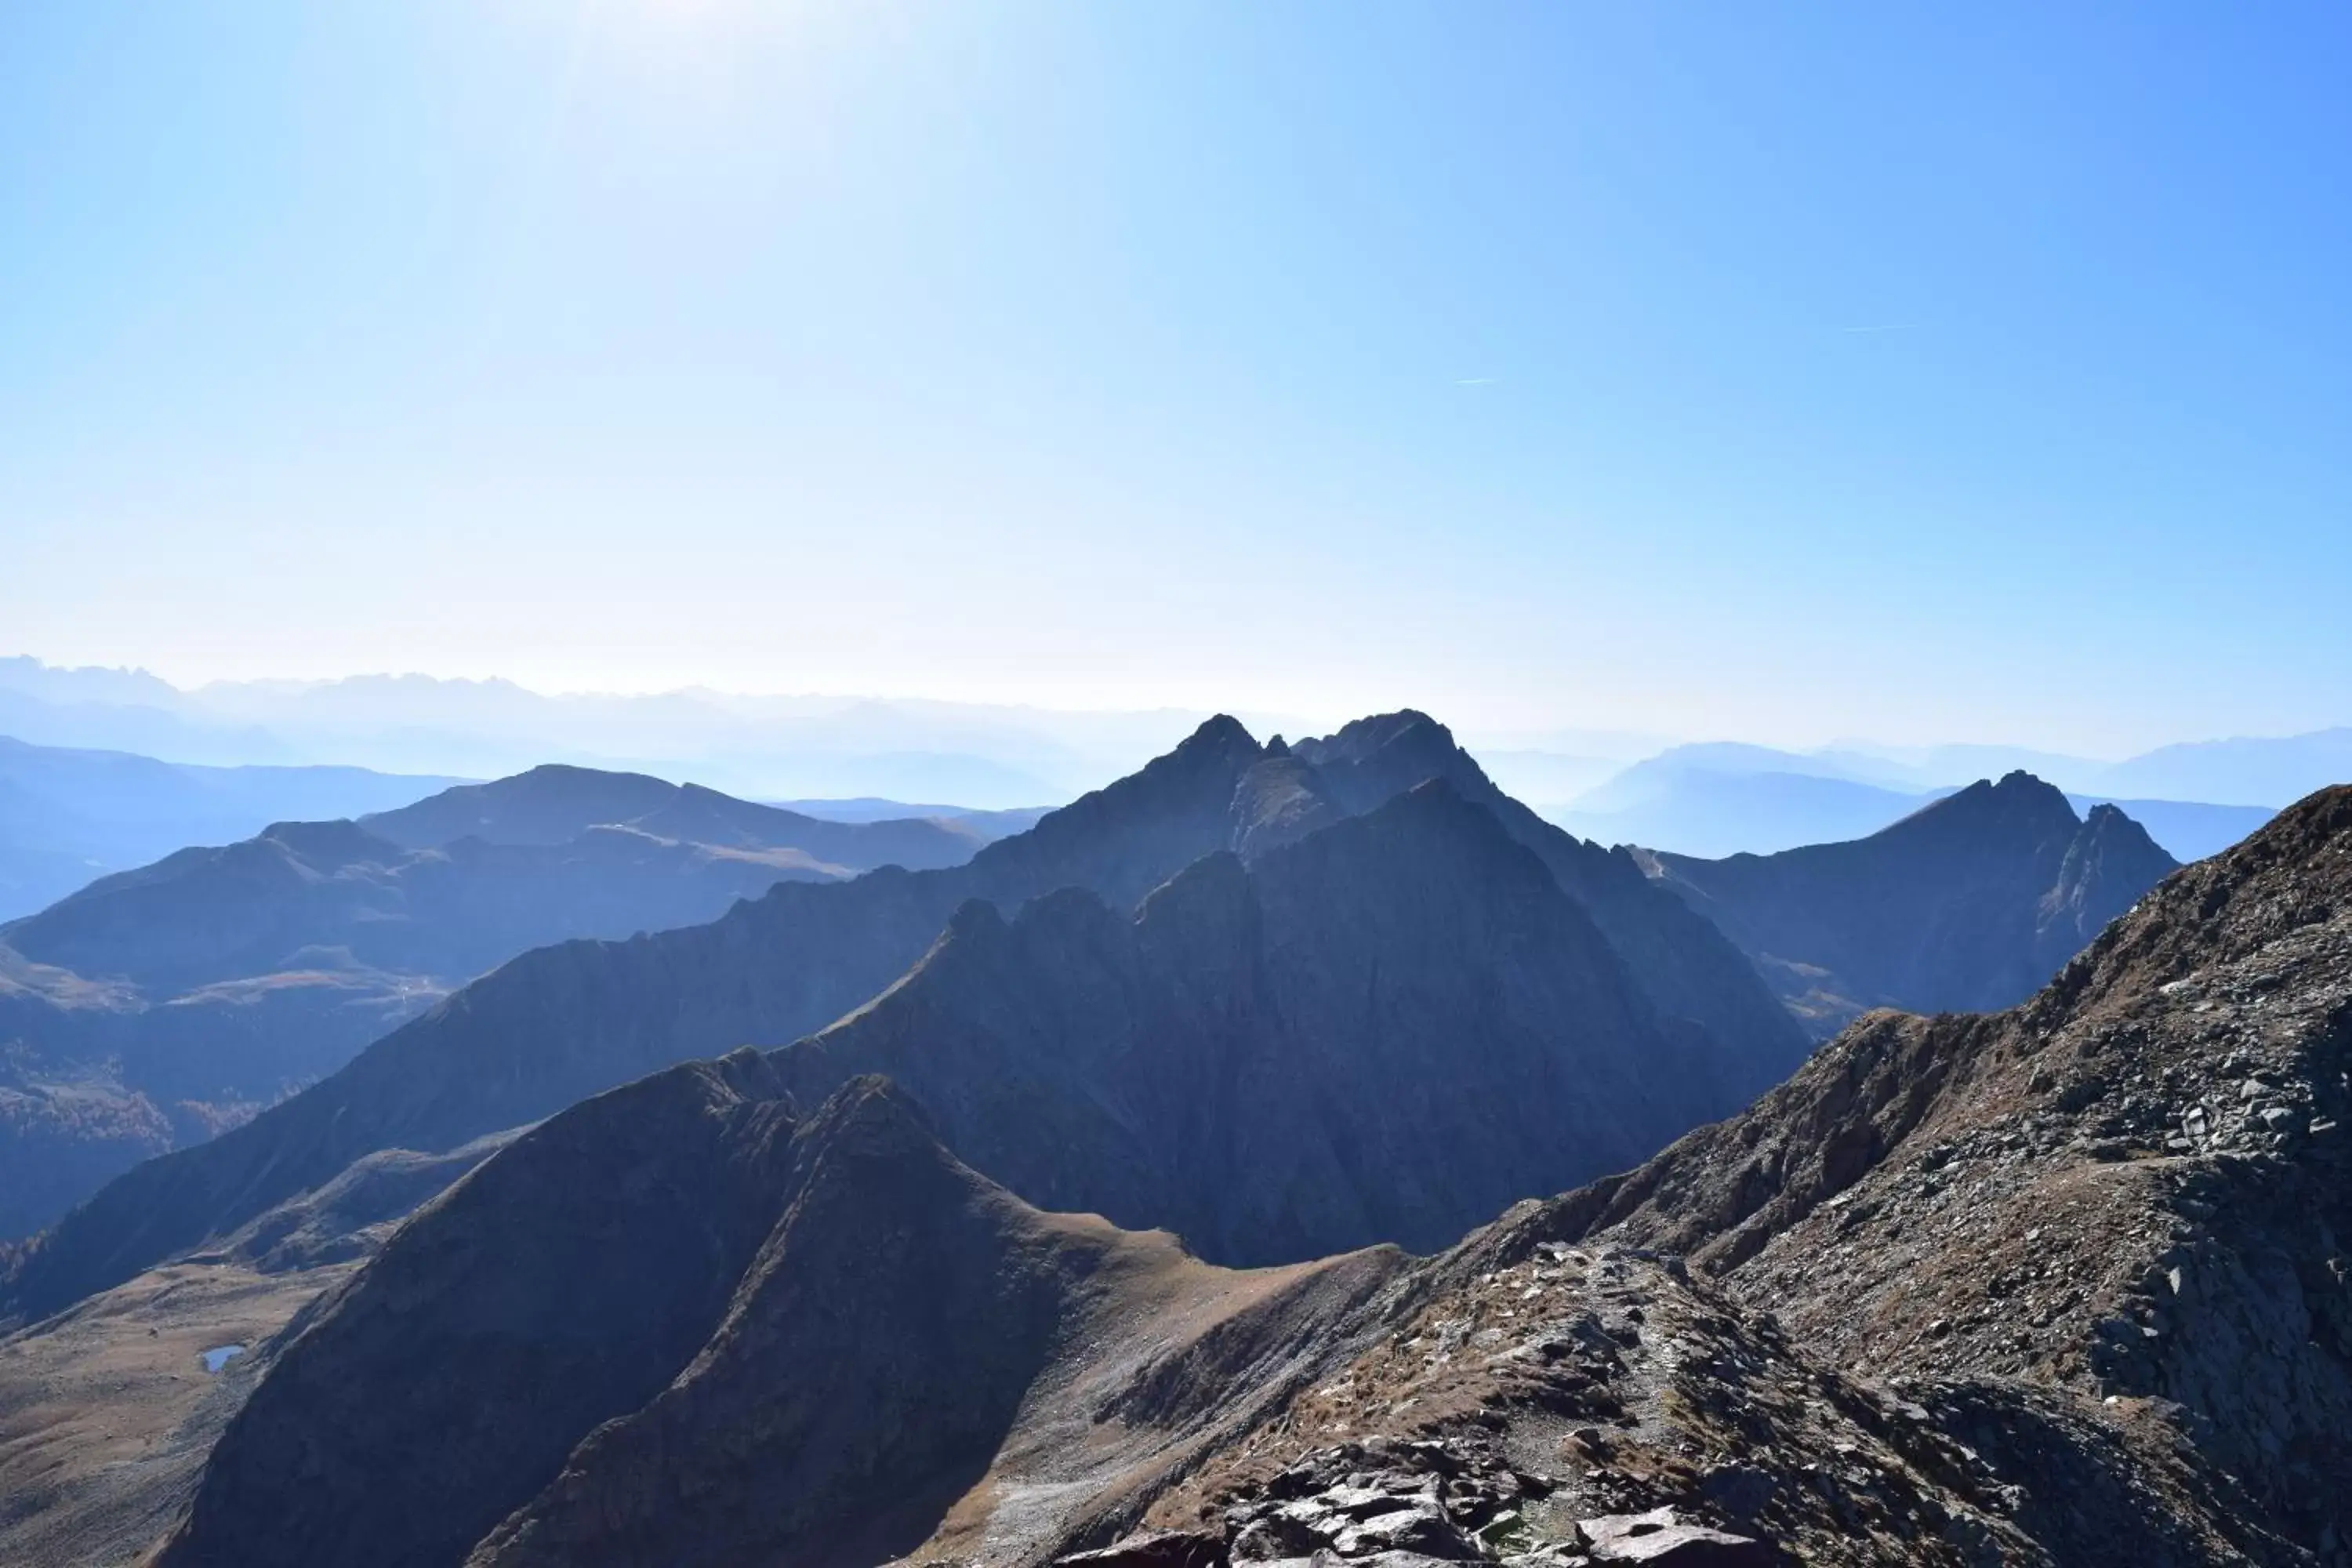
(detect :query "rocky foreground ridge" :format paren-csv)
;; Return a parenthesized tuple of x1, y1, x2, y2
(144, 785, 2352, 1567)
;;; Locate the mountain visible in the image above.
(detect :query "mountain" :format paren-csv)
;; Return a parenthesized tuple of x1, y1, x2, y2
(1552, 743, 2274, 862)
(354, 763, 991, 869)
(1635, 772, 2180, 1034)
(142, 786, 2352, 1565)
(777, 781, 1767, 1265)
(768, 796, 1054, 838)
(1510, 779, 2352, 1559)
(1554, 768, 1947, 858)
(2096, 726, 2352, 808)
(4, 712, 1802, 1320)
(151, 1067, 1407, 1568)
(0, 768, 985, 1238)
(0, 735, 461, 920)
(0, 656, 1226, 805)
(2078, 795, 2276, 862)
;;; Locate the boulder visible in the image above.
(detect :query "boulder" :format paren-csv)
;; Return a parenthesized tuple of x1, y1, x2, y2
(1056, 1529, 1232, 1568)
(1580, 1508, 1773, 1565)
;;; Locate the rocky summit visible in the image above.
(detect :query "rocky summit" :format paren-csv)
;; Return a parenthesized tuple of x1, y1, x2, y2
(129, 786, 2352, 1567)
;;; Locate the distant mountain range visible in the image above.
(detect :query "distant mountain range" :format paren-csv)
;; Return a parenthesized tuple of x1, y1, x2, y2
(0, 655, 1219, 807)
(8, 652, 2346, 822)
(1632, 772, 2180, 1035)
(0, 735, 462, 921)
(768, 796, 1054, 836)
(0, 767, 1002, 1238)
(114, 781, 2352, 1568)
(1549, 740, 2287, 860)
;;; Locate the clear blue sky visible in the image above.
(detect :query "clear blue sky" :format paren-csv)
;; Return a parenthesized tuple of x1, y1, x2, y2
(2, 2, 2346, 752)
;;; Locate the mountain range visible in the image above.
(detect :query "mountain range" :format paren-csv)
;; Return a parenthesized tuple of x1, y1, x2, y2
(0, 712, 1808, 1319)
(1633, 771, 2182, 1035)
(0, 734, 460, 921)
(1549, 742, 2281, 862)
(116, 780, 2352, 1566)
(5, 716, 2207, 1325)
(0, 656, 1210, 806)
(0, 767, 998, 1237)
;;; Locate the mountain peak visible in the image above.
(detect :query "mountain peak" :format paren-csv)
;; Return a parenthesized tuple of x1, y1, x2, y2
(1176, 713, 1258, 755)
(1646, 776, 2178, 1029)
(789, 1071, 946, 1166)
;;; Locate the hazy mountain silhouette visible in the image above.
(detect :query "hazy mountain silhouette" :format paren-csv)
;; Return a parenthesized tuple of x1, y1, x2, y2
(0, 657, 1208, 804)
(1556, 744, 2273, 862)
(4, 712, 1802, 1319)
(1635, 771, 2180, 1034)
(1556, 768, 1951, 858)
(767, 795, 1052, 837)
(2096, 725, 2352, 807)
(0, 734, 459, 920)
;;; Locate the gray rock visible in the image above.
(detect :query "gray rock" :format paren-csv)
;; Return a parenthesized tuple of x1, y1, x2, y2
(1580, 1508, 1774, 1565)
(1331, 1501, 1483, 1559)
(1055, 1528, 1231, 1568)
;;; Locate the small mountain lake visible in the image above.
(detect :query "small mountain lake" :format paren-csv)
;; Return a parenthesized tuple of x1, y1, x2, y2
(201, 1345, 246, 1374)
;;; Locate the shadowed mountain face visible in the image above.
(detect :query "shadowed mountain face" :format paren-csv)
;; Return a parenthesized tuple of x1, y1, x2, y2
(1635, 771, 2180, 1035)
(5, 712, 1801, 1319)
(780, 782, 1759, 1265)
(0, 768, 985, 1239)
(147, 787, 2352, 1568)
(155, 1068, 1405, 1568)
(1284, 714, 1806, 1069)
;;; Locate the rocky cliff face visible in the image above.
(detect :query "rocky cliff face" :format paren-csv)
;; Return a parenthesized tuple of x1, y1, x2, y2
(1639, 771, 2179, 1034)
(1287, 713, 1808, 1078)
(780, 781, 1752, 1265)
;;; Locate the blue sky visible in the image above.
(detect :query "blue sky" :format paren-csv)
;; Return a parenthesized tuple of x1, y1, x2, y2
(2, 2, 2346, 753)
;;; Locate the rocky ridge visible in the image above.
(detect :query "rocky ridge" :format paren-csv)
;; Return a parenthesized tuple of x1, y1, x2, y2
(776, 780, 1754, 1265)
(1491, 783, 2352, 1560)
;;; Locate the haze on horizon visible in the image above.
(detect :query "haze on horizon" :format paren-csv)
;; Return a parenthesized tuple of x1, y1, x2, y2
(4, 2, 2347, 756)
